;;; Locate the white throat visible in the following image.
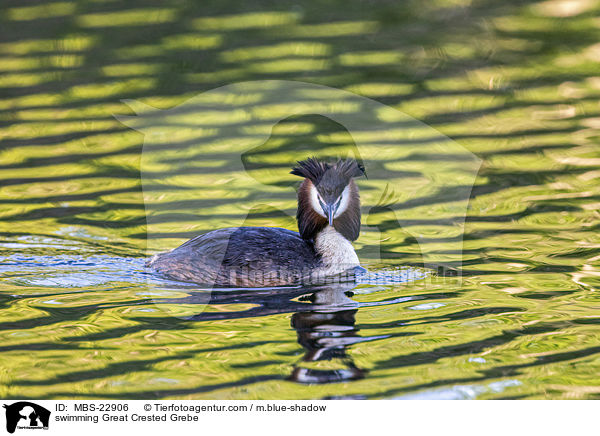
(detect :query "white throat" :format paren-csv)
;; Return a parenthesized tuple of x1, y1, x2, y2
(314, 225, 360, 275)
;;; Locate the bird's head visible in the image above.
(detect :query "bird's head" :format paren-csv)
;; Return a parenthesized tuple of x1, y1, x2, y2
(292, 157, 365, 240)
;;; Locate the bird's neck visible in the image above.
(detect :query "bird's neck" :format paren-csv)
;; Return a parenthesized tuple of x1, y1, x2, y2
(314, 225, 359, 274)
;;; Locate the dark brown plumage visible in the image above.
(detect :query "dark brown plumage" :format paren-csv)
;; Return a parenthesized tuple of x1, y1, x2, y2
(149, 227, 319, 287)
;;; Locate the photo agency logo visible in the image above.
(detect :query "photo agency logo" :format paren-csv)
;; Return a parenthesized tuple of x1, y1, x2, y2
(3, 402, 50, 434)
(115, 80, 481, 314)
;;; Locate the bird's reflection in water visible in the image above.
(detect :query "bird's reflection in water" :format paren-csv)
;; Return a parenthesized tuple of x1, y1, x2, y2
(289, 283, 390, 384)
(166, 282, 390, 385)
(290, 286, 360, 383)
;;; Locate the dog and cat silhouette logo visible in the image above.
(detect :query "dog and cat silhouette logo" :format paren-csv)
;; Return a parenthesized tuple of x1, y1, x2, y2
(3, 402, 50, 433)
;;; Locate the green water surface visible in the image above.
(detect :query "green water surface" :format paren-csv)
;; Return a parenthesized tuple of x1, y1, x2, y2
(0, 0, 599, 399)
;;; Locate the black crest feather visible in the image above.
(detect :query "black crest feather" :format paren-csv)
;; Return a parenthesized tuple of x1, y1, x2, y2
(334, 158, 366, 179)
(290, 157, 365, 184)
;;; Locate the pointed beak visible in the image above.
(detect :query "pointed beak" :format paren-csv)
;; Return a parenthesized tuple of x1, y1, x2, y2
(325, 203, 335, 226)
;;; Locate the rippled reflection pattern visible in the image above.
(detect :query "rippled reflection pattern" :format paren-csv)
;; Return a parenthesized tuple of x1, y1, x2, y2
(1, 0, 599, 400)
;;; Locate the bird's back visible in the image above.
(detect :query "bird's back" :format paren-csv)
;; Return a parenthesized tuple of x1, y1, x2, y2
(148, 227, 320, 287)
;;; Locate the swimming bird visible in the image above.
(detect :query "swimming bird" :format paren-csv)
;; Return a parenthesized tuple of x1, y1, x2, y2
(147, 157, 366, 287)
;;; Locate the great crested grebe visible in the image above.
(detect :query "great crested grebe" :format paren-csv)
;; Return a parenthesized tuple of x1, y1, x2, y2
(147, 158, 366, 287)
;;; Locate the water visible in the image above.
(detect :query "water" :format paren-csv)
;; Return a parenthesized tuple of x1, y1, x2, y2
(0, 223, 597, 399)
(1, 0, 600, 400)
